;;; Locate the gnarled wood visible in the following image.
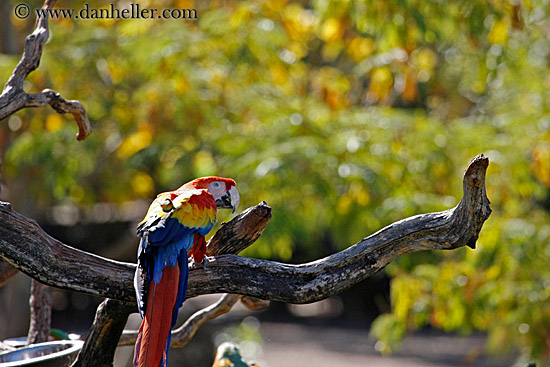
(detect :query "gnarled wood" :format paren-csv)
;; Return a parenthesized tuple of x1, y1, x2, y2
(207, 201, 272, 256)
(27, 279, 51, 345)
(71, 299, 133, 367)
(0, 155, 491, 304)
(0, 201, 136, 300)
(0, 202, 270, 302)
(0, 0, 91, 141)
(240, 296, 270, 310)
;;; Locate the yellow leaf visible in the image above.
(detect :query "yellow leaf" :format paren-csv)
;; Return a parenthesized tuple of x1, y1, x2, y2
(347, 37, 376, 62)
(45, 114, 63, 132)
(320, 18, 342, 43)
(270, 64, 289, 85)
(486, 265, 501, 281)
(70, 185, 85, 202)
(368, 66, 393, 101)
(131, 172, 154, 197)
(193, 150, 216, 177)
(336, 194, 353, 214)
(176, 0, 195, 9)
(322, 41, 344, 61)
(117, 125, 153, 158)
(183, 136, 198, 151)
(417, 48, 438, 70)
(488, 18, 510, 44)
(119, 19, 154, 37)
(349, 182, 370, 206)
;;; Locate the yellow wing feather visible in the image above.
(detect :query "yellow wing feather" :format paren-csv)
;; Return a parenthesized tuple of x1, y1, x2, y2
(170, 189, 217, 230)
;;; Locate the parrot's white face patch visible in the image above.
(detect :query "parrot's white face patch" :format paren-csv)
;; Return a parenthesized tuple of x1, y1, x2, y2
(207, 181, 239, 213)
(207, 181, 227, 200)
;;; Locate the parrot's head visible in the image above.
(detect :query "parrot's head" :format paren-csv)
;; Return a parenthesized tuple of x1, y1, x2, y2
(188, 176, 240, 213)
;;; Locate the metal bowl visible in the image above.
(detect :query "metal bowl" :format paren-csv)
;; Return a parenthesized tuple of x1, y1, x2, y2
(0, 340, 83, 367)
(1, 337, 27, 349)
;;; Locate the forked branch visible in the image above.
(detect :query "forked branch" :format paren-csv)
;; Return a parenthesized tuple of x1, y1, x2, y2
(0, 155, 492, 304)
(0, 0, 91, 141)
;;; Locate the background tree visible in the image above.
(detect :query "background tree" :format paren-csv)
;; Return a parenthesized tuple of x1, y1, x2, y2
(1, 0, 550, 365)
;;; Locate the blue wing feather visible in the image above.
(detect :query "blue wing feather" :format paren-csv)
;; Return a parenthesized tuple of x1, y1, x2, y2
(146, 218, 178, 244)
(135, 218, 213, 316)
(134, 189, 217, 319)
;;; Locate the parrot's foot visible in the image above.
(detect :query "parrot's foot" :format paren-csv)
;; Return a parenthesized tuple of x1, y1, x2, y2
(202, 256, 216, 272)
(189, 256, 216, 271)
(189, 258, 200, 270)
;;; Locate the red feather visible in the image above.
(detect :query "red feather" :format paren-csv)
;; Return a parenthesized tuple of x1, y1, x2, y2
(191, 234, 207, 264)
(134, 265, 180, 367)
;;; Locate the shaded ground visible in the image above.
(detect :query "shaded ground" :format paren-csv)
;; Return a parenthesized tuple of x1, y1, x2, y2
(115, 295, 517, 367)
(256, 322, 515, 367)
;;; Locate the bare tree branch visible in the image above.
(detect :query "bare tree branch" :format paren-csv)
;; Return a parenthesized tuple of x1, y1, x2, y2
(0, 202, 270, 302)
(171, 294, 241, 348)
(186, 155, 491, 303)
(0, 155, 491, 305)
(0, 201, 136, 299)
(0, 0, 91, 141)
(118, 294, 242, 348)
(26, 279, 51, 345)
(240, 296, 270, 310)
(207, 201, 272, 256)
(71, 298, 133, 367)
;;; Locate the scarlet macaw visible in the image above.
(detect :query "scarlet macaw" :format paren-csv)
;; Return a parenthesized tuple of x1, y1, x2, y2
(133, 176, 239, 367)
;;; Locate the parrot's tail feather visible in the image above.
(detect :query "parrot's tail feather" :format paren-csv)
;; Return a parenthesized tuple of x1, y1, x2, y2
(134, 265, 180, 367)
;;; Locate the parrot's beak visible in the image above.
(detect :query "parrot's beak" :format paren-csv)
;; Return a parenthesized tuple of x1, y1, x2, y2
(215, 186, 240, 213)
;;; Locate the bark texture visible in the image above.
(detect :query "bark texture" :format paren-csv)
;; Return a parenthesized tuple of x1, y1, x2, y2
(0, 0, 91, 141)
(207, 201, 272, 256)
(71, 299, 133, 367)
(26, 279, 51, 345)
(0, 155, 491, 304)
(0, 201, 136, 300)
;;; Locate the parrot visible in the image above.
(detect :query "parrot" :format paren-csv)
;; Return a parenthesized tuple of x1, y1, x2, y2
(211, 342, 260, 367)
(133, 176, 239, 367)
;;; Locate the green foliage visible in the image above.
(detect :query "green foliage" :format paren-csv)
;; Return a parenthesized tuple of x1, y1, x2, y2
(214, 317, 263, 365)
(2, 0, 550, 363)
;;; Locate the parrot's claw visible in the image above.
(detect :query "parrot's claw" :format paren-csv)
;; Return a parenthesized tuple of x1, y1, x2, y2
(189, 258, 200, 270)
(202, 256, 216, 272)
(189, 256, 215, 271)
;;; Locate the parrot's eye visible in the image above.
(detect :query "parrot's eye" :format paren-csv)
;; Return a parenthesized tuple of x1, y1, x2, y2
(213, 182, 220, 188)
